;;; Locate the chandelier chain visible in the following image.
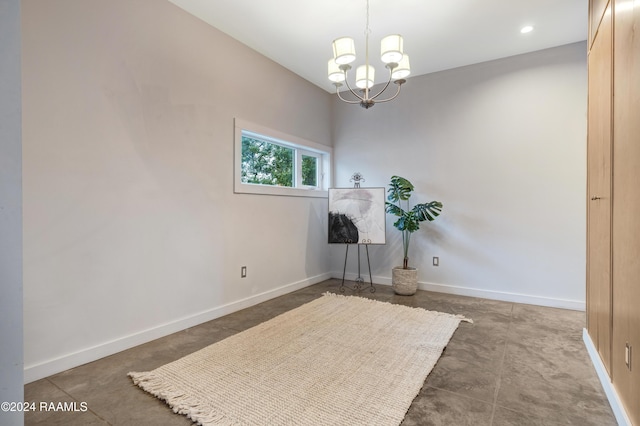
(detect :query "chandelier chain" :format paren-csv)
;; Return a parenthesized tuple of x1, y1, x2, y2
(365, 0, 371, 37)
(364, 0, 370, 97)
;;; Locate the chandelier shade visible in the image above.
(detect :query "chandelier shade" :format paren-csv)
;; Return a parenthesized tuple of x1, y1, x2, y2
(355, 65, 375, 89)
(332, 37, 356, 65)
(328, 59, 346, 82)
(380, 34, 404, 64)
(391, 54, 411, 80)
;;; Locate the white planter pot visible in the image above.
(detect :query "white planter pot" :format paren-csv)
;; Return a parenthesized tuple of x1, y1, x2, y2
(392, 267, 418, 295)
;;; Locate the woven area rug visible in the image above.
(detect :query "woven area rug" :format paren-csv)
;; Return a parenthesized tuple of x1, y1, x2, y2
(129, 293, 471, 425)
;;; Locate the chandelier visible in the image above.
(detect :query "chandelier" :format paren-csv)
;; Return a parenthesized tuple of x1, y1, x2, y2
(327, 0, 411, 109)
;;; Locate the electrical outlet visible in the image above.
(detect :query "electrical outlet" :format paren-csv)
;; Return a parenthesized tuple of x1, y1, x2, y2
(241, 266, 247, 278)
(433, 257, 439, 266)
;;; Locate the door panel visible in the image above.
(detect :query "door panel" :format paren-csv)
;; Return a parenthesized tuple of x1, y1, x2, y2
(587, 3, 612, 374)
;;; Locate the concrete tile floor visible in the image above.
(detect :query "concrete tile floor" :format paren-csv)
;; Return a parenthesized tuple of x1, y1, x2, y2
(24, 279, 616, 425)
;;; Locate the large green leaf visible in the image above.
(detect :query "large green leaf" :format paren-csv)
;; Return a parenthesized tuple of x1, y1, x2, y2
(387, 175, 414, 203)
(385, 202, 405, 217)
(404, 212, 420, 232)
(412, 201, 443, 222)
(393, 216, 408, 231)
(393, 211, 421, 232)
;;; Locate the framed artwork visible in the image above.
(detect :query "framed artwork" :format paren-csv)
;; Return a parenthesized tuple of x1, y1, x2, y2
(328, 187, 386, 244)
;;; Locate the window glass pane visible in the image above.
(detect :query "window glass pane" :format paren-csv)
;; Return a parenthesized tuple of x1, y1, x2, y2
(301, 155, 318, 187)
(241, 136, 294, 187)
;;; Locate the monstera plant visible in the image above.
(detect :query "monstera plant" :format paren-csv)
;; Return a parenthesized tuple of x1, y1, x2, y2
(386, 176, 443, 294)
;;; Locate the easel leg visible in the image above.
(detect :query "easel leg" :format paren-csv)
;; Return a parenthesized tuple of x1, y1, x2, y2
(339, 244, 349, 293)
(354, 244, 365, 291)
(365, 245, 375, 293)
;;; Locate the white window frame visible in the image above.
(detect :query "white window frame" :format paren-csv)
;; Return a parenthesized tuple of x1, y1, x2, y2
(234, 118, 332, 197)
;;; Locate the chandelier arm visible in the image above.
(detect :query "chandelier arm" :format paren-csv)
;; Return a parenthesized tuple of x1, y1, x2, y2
(335, 88, 363, 104)
(369, 75, 394, 101)
(342, 73, 366, 102)
(371, 82, 403, 103)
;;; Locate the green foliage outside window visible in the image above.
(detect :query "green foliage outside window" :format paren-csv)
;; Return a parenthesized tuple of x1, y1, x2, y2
(301, 155, 318, 187)
(242, 135, 320, 188)
(241, 136, 294, 187)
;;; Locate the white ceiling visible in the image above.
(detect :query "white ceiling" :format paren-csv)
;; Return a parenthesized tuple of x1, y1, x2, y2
(167, 0, 588, 93)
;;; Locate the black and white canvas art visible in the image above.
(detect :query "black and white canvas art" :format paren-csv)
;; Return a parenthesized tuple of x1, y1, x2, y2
(328, 188, 386, 244)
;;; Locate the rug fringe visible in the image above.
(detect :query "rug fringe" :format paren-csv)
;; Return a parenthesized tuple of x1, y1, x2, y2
(322, 292, 473, 323)
(128, 371, 241, 425)
(456, 315, 474, 324)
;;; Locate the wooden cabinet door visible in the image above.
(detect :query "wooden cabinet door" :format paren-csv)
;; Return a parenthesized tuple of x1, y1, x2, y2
(587, 2, 612, 374)
(612, 0, 640, 422)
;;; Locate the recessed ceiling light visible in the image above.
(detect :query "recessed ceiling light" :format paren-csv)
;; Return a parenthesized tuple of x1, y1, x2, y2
(521, 25, 534, 34)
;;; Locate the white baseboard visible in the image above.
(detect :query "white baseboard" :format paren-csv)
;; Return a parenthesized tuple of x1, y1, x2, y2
(24, 272, 332, 384)
(582, 329, 632, 426)
(334, 272, 585, 311)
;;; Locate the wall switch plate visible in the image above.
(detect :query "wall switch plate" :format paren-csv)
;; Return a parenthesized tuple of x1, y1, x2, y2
(433, 257, 439, 266)
(241, 266, 247, 278)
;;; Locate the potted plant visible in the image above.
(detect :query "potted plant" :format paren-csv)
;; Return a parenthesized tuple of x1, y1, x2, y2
(385, 176, 443, 295)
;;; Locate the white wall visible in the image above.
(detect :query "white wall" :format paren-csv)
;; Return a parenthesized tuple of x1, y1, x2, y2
(0, 0, 24, 424)
(22, 0, 332, 382)
(331, 42, 587, 309)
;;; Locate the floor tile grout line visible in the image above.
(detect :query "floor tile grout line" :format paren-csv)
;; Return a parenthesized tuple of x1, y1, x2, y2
(488, 302, 514, 425)
(46, 377, 113, 425)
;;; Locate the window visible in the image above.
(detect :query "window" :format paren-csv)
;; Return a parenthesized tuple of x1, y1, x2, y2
(234, 119, 331, 197)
